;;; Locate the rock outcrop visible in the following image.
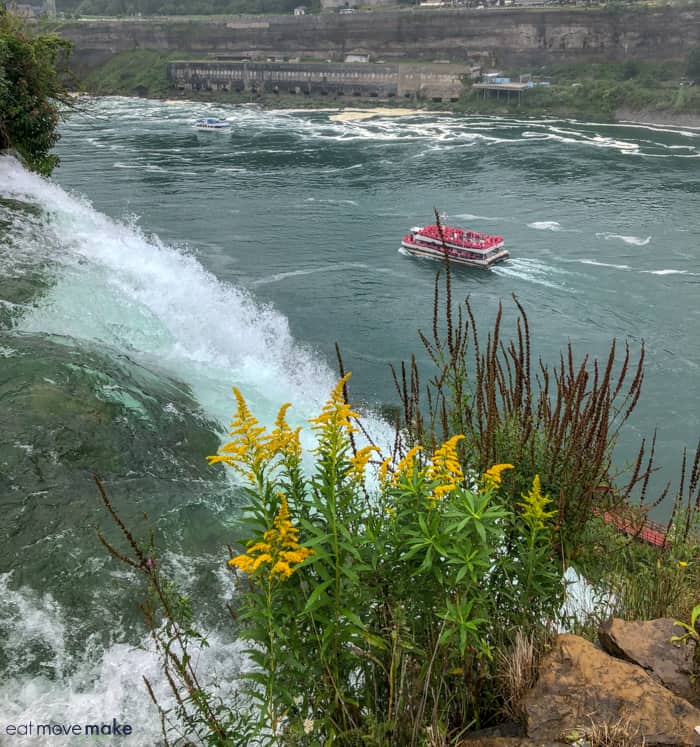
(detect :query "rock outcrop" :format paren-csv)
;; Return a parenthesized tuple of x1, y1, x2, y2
(55, 8, 700, 76)
(524, 634, 700, 746)
(599, 617, 700, 709)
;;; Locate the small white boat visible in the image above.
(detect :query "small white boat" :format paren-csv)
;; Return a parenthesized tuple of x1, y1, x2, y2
(194, 117, 231, 132)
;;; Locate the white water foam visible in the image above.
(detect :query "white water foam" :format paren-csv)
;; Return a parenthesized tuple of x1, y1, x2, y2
(252, 262, 369, 286)
(578, 259, 633, 271)
(452, 213, 502, 222)
(641, 269, 691, 276)
(491, 258, 566, 290)
(596, 232, 652, 246)
(0, 574, 249, 746)
(527, 221, 563, 232)
(1, 156, 337, 434)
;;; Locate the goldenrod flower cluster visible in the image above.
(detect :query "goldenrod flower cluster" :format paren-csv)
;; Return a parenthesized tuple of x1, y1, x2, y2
(517, 475, 557, 532)
(349, 444, 380, 483)
(378, 455, 392, 484)
(207, 390, 301, 480)
(229, 496, 314, 580)
(391, 445, 423, 485)
(309, 373, 359, 440)
(482, 463, 514, 492)
(425, 434, 465, 500)
(267, 402, 302, 467)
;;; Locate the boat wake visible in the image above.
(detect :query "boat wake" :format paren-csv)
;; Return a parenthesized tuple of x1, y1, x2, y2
(596, 232, 652, 246)
(492, 258, 569, 290)
(578, 259, 633, 271)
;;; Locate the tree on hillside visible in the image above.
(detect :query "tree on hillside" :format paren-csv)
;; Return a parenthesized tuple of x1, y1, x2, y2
(688, 47, 700, 84)
(0, 5, 71, 175)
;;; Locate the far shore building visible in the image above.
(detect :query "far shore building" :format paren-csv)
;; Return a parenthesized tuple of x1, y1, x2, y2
(321, 0, 396, 10)
(344, 50, 370, 63)
(294, 5, 307, 14)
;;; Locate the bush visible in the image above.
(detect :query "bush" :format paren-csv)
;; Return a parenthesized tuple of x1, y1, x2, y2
(204, 379, 563, 743)
(0, 7, 70, 175)
(688, 47, 700, 84)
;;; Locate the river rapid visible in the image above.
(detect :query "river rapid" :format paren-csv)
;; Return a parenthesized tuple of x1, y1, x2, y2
(0, 97, 698, 742)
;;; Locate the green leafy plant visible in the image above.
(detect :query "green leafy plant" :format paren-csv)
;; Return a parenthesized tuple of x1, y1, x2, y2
(195, 365, 572, 744)
(0, 7, 71, 174)
(671, 603, 700, 682)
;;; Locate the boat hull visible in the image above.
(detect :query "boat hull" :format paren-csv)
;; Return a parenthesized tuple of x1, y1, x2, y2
(194, 118, 231, 132)
(400, 239, 509, 269)
(195, 124, 231, 132)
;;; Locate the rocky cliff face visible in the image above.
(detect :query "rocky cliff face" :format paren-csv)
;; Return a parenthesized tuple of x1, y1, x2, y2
(57, 8, 700, 75)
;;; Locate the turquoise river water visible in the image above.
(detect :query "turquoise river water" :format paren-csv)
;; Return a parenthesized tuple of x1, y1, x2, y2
(0, 97, 698, 742)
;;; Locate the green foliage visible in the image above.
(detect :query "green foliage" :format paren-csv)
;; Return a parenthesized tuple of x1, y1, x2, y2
(196, 375, 565, 744)
(393, 246, 652, 561)
(458, 60, 699, 120)
(671, 602, 700, 682)
(81, 50, 173, 96)
(671, 604, 700, 647)
(687, 47, 700, 83)
(0, 7, 70, 175)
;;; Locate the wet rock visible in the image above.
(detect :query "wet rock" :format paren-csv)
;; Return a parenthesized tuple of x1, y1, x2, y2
(524, 634, 700, 746)
(599, 617, 700, 708)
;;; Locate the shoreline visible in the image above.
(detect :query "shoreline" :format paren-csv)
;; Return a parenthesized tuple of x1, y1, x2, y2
(614, 106, 700, 130)
(74, 89, 700, 130)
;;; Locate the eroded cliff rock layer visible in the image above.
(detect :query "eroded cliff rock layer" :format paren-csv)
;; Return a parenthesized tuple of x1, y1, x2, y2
(57, 8, 700, 74)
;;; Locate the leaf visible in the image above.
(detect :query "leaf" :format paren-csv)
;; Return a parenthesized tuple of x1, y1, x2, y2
(691, 604, 700, 631)
(303, 579, 333, 614)
(342, 609, 366, 631)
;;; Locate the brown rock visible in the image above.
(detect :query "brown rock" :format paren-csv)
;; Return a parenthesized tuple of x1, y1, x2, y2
(599, 617, 700, 708)
(524, 634, 700, 746)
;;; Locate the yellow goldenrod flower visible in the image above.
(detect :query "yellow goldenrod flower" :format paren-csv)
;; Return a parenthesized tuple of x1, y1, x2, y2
(228, 496, 314, 581)
(481, 463, 514, 492)
(229, 553, 256, 574)
(517, 475, 557, 532)
(309, 373, 360, 438)
(425, 434, 464, 501)
(392, 445, 423, 485)
(349, 445, 381, 483)
(264, 402, 302, 464)
(378, 456, 392, 484)
(208, 387, 268, 478)
(271, 560, 293, 578)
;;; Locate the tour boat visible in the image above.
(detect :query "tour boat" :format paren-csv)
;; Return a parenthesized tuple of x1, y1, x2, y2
(401, 223, 508, 269)
(194, 117, 231, 132)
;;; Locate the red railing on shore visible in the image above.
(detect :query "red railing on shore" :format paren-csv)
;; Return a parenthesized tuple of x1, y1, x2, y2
(596, 509, 670, 550)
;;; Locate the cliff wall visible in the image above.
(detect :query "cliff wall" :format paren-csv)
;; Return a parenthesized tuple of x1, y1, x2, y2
(57, 8, 700, 75)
